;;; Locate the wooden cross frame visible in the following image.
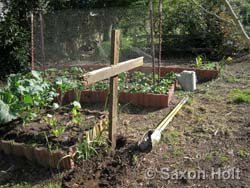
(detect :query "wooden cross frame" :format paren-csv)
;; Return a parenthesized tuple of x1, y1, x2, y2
(81, 30, 144, 149)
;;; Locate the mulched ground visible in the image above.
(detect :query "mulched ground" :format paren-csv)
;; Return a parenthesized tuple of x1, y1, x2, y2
(0, 59, 250, 188)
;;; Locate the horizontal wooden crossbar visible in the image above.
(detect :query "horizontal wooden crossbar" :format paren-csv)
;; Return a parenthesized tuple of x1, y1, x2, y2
(81, 57, 144, 85)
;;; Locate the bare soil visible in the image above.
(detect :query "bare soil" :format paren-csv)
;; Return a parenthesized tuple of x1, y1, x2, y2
(0, 60, 250, 188)
(0, 108, 106, 151)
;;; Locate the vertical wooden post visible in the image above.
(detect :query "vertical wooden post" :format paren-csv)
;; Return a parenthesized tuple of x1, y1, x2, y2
(31, 12, 35, 70)
(109, 30, 120, 149)
(149, 0, 155, 84)
(158, 0, 163, 80)
(39, 13, 46, 75)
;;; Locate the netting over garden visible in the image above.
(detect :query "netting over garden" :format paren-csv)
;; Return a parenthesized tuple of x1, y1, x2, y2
(33, 7, 151, 69)
(32, 1, 250, 70)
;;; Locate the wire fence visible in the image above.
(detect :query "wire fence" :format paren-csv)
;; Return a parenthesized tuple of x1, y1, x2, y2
(33, 7, 152, 70)
(33, 2, 249, 70)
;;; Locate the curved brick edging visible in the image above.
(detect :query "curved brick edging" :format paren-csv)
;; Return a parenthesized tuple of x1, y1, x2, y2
(0, 119, 107, 169)
(62, 83, 175, 108)
(0, 140, 73, 169)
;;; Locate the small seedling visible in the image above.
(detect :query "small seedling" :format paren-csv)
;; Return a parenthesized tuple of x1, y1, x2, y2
(71, 101, 82, 124)
(226, 56, 233, 63)
(44, 114, 65, 137)
(195, 55, 203, 68)
(219, 154, 229, 166)
(75, 139, 99, 161)
(44, 132, 52, 153)
(75, 130, 108, 161)
(131, 154, 139, 165)
(204, 153, 213, 161)
(51, 127, 65, 137)
(44, 114, 58, 128)
(238, 149, 249, 158)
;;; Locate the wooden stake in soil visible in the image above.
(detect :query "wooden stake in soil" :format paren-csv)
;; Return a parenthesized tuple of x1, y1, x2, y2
(39, 13, 46, 76)
(149, 0, 156, 84)
(109, 30, 120, 149)
(158, 0, 163, 79)
(31, 12, 35, 70)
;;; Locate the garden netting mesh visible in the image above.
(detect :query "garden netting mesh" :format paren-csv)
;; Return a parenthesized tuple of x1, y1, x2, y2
(33, 1, 250, 70)
(33, 7, 152, 70)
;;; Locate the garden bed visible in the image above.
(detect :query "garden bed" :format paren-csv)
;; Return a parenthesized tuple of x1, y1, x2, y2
(0, 108, 107, 169)
(62, 83, 175, 108)
(73, 64, 219, 83)
(57, 69, 177, 108)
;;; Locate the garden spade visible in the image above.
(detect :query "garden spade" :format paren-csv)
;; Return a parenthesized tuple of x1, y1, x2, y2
(138, 96, 189, 152)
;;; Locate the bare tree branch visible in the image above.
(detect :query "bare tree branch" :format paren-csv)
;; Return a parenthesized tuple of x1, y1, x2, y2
(190, 0, 234, 25)
(190, 0, 250, 47)
(222, 0, 250, 46)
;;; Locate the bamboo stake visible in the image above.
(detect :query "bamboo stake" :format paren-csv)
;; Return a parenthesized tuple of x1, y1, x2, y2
(158, 0, 163, 80)
(156, 96, 189, 132)
(149, 0, 156, 84)
(39, 13, 46, 76)
(31, 12, 35, 70)
(150, 96, 189, 147)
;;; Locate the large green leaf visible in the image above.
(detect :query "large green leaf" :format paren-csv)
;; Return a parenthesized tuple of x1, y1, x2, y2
(23, 95, 33, 104)
(0, 100, 17, 124)
(31, 70, 42, 81)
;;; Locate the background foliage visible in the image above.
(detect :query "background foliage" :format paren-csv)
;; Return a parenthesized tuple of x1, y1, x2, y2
(0, 0, 249, 79)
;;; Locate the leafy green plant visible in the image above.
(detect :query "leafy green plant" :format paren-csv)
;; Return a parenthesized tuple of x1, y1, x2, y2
(51, 127, 65, 137)
(129, 71, 176, 94)
(91, 80, 109, 91)
(54, 76, 79, 105)
(89, 71, 176, 95)
(44, 114, 65, 137)
(0, 15, 30, 79)
(118, 72, 128, 91)
(74, 130, 108, 161)
(195, 55, 203, 68)
(0, 71, 58, 125)
(200, 62, 216, 70)
(151, 72, 176, 94)
(74, 139, 99, 161)
(71, 101, 82, 124)
(0, 100, 17, 124)
(194, 55, 217, 70)
(44, 114, 58, 128)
